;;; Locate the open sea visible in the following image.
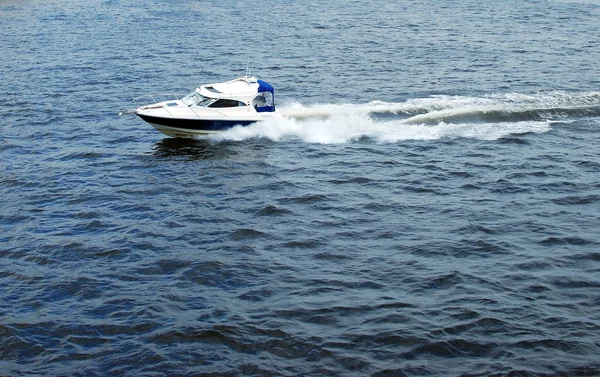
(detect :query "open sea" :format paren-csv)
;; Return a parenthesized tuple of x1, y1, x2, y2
(2, 0, 600, 376)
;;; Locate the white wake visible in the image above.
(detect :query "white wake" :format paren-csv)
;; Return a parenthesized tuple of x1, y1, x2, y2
(209, 91, 600, 144)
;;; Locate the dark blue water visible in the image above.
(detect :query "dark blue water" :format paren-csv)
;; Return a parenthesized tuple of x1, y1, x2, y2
(2, 1, 600, 376)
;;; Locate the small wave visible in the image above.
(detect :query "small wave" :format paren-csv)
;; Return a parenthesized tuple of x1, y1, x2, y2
(552, 194, 600, 205)
(404, 338, 497, 358)
(538, 236, 597, 246)
(281, 240, 325, 249)
(328, 177, 373, 185)
(230, 228, 269, 240)
(254, 204, 293, 217)
(281, 194, 329, 204)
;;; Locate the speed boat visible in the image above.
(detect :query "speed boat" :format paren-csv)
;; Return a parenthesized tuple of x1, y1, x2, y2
(132, 76, 280, 137)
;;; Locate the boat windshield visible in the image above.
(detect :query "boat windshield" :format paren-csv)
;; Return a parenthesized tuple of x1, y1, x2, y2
(181, 91, 214, 107)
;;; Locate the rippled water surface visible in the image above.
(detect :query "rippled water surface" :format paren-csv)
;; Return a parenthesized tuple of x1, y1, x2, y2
(2, 0, 600, 376)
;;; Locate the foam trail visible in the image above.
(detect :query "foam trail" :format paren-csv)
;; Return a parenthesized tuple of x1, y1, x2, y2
(212, 116, 551, 144)
(211, 91, 599, 144)
(284, 91, 600, 118)
(213, 113, 375, 144)
(279, 100, 436, 119)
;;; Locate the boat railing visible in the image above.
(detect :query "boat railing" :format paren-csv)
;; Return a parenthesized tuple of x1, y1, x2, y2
(132, 94, 185, 116)
(133, 94, 185, 105)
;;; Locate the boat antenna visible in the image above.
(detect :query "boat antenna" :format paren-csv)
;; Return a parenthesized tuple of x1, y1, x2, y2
(245, 57, 250, 78)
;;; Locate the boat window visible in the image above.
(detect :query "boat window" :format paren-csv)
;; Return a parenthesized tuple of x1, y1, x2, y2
(253, 92, 274, 110)
(204, 86, 221, 94)
(181, 91, 214, 107)
(208, 99, 246, 108)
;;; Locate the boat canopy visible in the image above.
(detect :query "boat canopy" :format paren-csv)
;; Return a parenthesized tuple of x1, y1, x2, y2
(255, 79, 275, 112)
(186, 77, 275, 112)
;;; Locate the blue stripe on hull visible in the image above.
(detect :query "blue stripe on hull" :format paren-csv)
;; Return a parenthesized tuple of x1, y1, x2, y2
(137, 114, 255, 132)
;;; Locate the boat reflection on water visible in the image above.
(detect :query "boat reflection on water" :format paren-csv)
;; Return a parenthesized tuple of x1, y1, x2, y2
(152, 137, 238, 160)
